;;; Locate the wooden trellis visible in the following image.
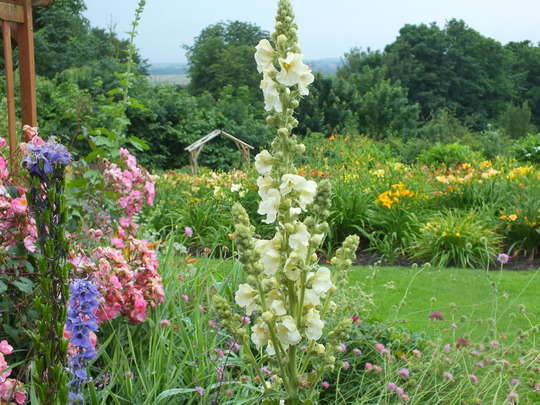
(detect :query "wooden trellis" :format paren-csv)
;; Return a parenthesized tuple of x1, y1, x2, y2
(184, 130, 254, 175)
(1, 0, 49, 170)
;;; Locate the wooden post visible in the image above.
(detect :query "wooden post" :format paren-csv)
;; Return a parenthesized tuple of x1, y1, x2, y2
(18, 0, 38, 140)
(2, 21, 18, 170)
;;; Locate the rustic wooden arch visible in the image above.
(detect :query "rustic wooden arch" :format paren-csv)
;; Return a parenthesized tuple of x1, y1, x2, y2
(184, 129, 254, 175)
(1, 0, 49, 170)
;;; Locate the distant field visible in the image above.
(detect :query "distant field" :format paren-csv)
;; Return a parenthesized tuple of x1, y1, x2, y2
(148, 74, 190, 86)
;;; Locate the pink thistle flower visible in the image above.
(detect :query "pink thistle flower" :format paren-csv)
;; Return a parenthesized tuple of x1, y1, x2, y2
(401, 394, 410, 403)
(341, 361, 350, 370)
(497, 253, 509, 264)
(195, 386, 204, 397)
(443, 371, 453, 380)
(412, 349, 421, 358)
(510, 379, 519, 387)
(456, 337, 469, 348)
(321, 381, 330, 389)
(469, 374, 478, 384)
(365, 362, 373, 371)
(507, 391, 519, 404)
(375, 366, 382, 373)
(475, 362, 484, 368)
(352, 348, 362, 356)
(185, 226, 193, 238)
(182, 294, 189, 303)
(340, 343, 347, 353)
(159, 319, 171, 328)
(444, 343, 451, 353)
(388, 382, 396, 392)
(396, 387, 404, 396)
(490, 340, 499, 350)
(428, 311, 444, 321)
(398, 368, 410, 379)
(451, 323, 458, 329)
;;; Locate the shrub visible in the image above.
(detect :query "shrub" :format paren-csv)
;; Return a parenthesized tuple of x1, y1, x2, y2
(417, 142, 484, 168)
(512, 132, 540, 164)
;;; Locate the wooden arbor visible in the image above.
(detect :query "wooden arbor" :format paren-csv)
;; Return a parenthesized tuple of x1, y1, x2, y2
(1, 0, 49, 169)
(185, 130, 254, 175)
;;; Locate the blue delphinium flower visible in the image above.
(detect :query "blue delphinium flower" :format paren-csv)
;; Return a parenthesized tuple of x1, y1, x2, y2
(23, 140, 72, 180)
(66, 280, 100, 404)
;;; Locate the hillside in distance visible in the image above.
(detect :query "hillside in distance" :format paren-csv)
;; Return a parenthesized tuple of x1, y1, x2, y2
(148, 58, 342, 77)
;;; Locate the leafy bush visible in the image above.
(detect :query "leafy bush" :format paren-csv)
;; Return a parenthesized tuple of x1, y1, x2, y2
(411, 210, 501, 268)
(512, 132, 540, 164)
(417, 142, 484, 167)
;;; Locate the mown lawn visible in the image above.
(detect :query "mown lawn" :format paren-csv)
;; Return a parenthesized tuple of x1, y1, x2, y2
(348, 265, 540, 345)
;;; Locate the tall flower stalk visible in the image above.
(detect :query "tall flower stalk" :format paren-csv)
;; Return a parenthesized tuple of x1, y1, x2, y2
(214, 1, 359, 404)
(23, 133, 72, 404)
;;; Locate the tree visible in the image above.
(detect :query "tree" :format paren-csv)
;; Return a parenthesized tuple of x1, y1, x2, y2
(185, 21, 270, 100)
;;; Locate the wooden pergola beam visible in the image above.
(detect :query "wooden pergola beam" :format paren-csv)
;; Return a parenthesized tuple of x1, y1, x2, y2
(0, 3, 24, 23)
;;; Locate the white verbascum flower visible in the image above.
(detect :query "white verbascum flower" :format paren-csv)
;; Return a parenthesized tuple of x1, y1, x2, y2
(309, 267, 333, 296)
(276, 52, 308, 87)
(277, 316, 301, 346)
(256, 234, 282, 276)
(298, 64, 315, 95)
(255, 150, 274, 175)
(289, 222, 310, 258)
(305, 308, 324, 340)
(270, 298, 287, 316)
(255, 39, 275, 73)
(280, 174, 317, 209)
(252, 319, 270, 349)
(260, 73, 282, 112)
(235, 283, 258, 315)
(258, 188, 280, 224)
(257, 175, 274, 199)
(303, 287, 321, 307)
(284, 252, 302, 281)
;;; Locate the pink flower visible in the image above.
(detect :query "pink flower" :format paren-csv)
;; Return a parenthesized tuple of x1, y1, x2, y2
(412, 349, 421, 358)
(159, 319, 171, 328)
(111, 237, 125, 249)
(398, 368, 410, 379)
(443, 371, 453, 380)
(321, 381, 330, 389)
(401, 394, 410, 403)
(510, 379, 519, 387)
(0, 340, 13, 355)
(507, 391, 519, 404)
(195, 386, 204, 397)
(428, 311, 444, 321)
(388, 382, 396, 392)
(451, 323, 458, 329)
(456, 337, 469, 348)
(10, 197, 28, 214)
(109, 276, 122, 289)
(182, 294, 189, 303)
(469, 374, 478, 384)
(185, 226, 193, 237)
(497, 253, 509, 264)
(375, 366, 382, 373)
(352, 348, 362, 356)
(341, 361, 350, 370)
(119, 217, 132, 229)
(340, 343, 347, 353)
(365, 362, 373, 371)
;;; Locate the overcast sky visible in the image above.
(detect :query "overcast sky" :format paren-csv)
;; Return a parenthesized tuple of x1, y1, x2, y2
(83, 0, 540, 65)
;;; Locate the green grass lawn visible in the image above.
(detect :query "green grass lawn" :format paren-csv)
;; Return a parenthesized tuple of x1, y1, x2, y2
(348, 264, 540, 346)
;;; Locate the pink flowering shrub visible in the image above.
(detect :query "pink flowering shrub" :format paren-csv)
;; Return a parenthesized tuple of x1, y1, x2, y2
(0, 340, 27, 404)
(68, 147, 163, 323)
(71, 238, 164, 323)
(0, 137, 38, 267)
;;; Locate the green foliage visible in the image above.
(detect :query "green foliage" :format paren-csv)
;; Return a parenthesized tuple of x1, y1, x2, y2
(185, 21, 269, 101)
(411, 210, 501, 268)
(512, 132, 540, 164)
(417, 143, 483, 167)
(500, 102, 536, 139)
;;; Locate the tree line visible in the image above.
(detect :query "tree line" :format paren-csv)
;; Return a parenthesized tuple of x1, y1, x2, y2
(1, 0, 539, 169)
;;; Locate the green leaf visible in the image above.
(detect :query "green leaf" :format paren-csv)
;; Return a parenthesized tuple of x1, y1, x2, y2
(12, 277, 35, 294)
(0, 280, 7, 293)
(7, 243, 27, 257)
(5, 186, 20, 198)
(128, 136, 149, 151)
